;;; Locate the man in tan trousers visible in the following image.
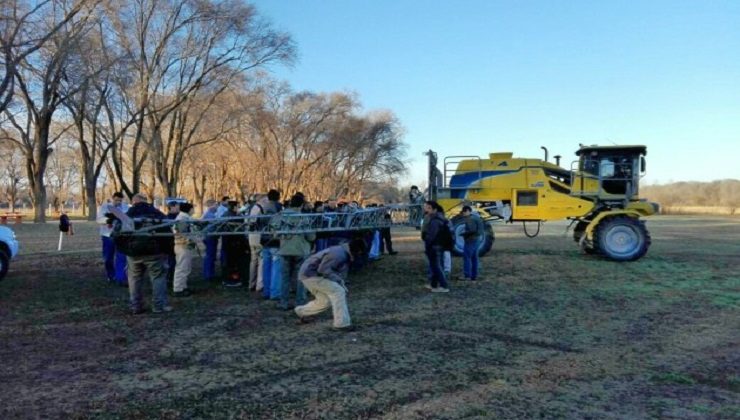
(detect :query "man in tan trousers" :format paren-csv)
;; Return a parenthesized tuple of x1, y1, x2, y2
(295, 238, 366, 331)
(172, 203, 196, 297)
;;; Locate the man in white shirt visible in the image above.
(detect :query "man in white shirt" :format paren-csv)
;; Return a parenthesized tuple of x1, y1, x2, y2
(97, 192, 130, 286)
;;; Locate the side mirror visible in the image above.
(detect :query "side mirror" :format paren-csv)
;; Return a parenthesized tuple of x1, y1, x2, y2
(640, 156, 646, 173)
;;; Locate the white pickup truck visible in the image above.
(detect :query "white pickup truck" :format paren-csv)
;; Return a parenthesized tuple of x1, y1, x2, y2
(0, 226, 20, 281)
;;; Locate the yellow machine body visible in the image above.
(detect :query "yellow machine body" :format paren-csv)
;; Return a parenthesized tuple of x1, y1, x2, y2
(429, 145, 659, 261)
(437, 154, 594, 221)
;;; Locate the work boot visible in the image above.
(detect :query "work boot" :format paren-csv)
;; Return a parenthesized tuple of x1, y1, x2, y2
(152, 306, 173, 314)
(173, 289, 193, 297)
(332, 325, 356, 332)
(130, 307, 147, 315)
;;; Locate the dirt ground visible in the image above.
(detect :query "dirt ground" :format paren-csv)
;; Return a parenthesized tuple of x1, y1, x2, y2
(0, 216, 738, 419)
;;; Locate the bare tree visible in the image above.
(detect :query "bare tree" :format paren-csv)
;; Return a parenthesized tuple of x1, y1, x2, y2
(45, 135, 79, 213)
(0, 140, 26, 211)
(104, 0, 294, 198)
(232, 84, 407, 200)
(0, 0, 88, 114)
(62, 21, 118, 220)
(2, 0, 99, 222)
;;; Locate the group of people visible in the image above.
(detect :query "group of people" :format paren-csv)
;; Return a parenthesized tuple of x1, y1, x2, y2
(420, 200, 485, 293)
(97, 190, 400, 330)
(96, 189, 487, 329)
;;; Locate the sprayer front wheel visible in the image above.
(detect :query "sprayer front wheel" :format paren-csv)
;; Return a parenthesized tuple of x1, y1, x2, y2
(450, 218, 495, 257)
(593, 216, 651, 261)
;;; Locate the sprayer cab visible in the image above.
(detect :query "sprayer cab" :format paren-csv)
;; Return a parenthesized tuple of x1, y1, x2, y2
(571, 145, 647, 202)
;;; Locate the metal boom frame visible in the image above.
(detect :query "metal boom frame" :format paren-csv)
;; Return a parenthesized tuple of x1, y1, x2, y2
(111, 204, 424, 240)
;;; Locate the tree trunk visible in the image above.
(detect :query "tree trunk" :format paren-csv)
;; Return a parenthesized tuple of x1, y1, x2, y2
(30, 117, 52, 223)
(31, 177, 47, 223)
(9, 180, 17, 213)
(86, 177, 97, 221)
(80, 169, 87, 217)
(193, 172, 206, 216)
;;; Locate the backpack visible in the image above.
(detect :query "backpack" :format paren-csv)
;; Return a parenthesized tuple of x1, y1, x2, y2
(251, 202, 280, 247)
(59, 215, 71, 233)
(112, 205, 171, 257)
(114, 220, 171, 257)
(437, 219, 455, 251)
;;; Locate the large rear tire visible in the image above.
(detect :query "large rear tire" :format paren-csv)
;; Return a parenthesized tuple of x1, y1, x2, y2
(593, 216, 651, 261)
(450, 217, 495, 257)
(0, 250, 9, 282)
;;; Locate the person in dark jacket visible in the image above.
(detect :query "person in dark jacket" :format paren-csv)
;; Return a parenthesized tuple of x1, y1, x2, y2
(222, 200, 248, 287)
(294, 238, 366, 330)
(125, 194, 171, 314)
(380, 210, 397, 255)
(421, 200, 450, 292)
(165, 201, 180, 283)
(460, 205, 484, 281)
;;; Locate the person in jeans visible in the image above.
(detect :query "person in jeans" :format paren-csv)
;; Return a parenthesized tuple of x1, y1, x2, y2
(97, 192, 129, 286)
(125, 193, 171, 314)
(276, 193, 315, 310)
(460, 205, 484, 281)
(421, 200, 450, 292)
(294, 239, 366, 331)
(259, 189, 282, 300)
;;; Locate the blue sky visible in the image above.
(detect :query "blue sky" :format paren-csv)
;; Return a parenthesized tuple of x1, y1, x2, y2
(252, 0, 740, 185)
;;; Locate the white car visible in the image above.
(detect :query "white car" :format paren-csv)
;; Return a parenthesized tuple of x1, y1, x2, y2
(0, 226, 19, 281)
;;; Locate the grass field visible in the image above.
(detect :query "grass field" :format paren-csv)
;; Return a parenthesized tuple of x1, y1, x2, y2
(1, 216, 738, 419)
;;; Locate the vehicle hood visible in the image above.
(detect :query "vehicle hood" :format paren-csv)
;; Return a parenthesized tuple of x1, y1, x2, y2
(0, 226, 19, 258)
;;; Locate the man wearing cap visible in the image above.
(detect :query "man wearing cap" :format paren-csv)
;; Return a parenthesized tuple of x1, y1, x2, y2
(409, 185, 424, 204)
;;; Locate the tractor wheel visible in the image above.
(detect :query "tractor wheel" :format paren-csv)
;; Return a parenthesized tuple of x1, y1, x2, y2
(0, 250, 8, 282)
(593, 216, 651, 261)
(450, 217, 495, 257)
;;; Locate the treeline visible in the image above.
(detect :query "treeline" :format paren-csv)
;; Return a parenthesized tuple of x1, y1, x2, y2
(0, 0, 407, 222)
(642, 180, 740, 214)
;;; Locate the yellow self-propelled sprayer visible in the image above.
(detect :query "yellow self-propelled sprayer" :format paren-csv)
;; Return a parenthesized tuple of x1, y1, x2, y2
(427, 145, 659, 261)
